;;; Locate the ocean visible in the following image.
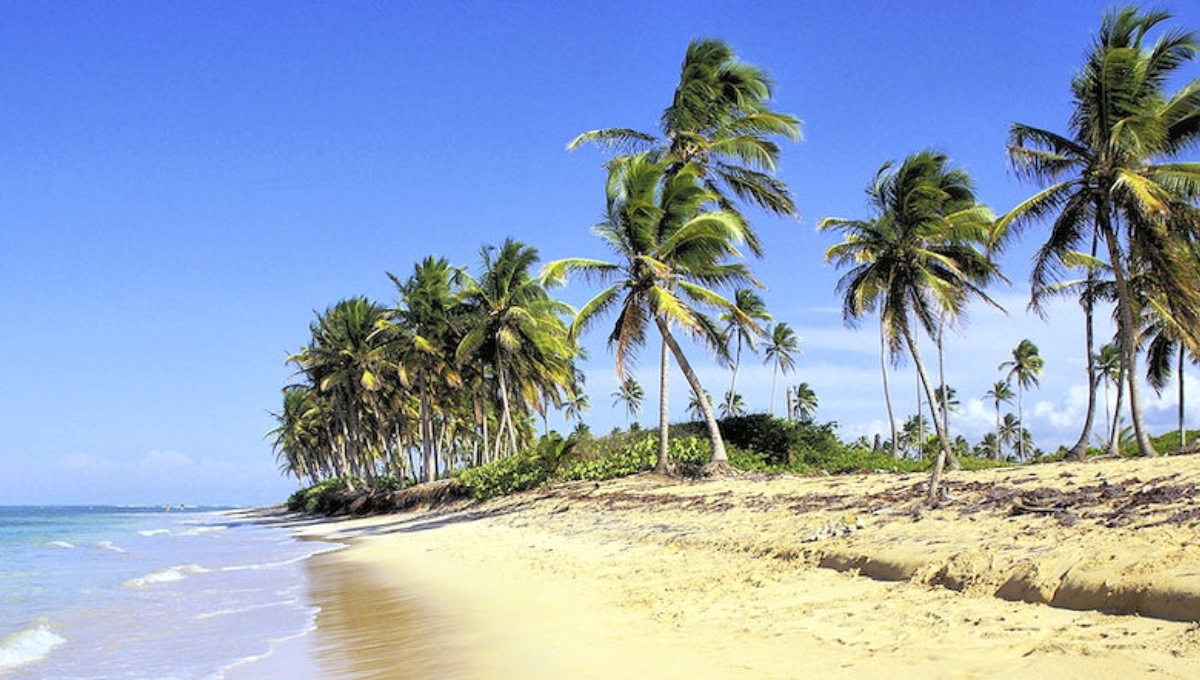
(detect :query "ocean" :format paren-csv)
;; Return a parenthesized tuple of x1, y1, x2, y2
(0, 506, 342, 679)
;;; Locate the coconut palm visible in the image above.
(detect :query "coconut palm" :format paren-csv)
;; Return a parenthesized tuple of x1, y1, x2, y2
(1095, 342, 1125, 456)
(763, 322, 801, 415)
(721, 288, 772, 414)
(543, 153, 757, 474)
(612, 377, 645, 429)
(720, 391, 747, 418)
(457, 239, 577, 459)
(790, 382, 819, 423)
(997, 413, 1024, 461)
(1000, 339, 1045, 462)
(934, 384, 960, 438)
(999, 7, 1200, 457)
(687, 390, 714, 421)
(820, 150, 1003, 502)
(386, 257, 465, 483)
(983, 381, 1015, 460)
(569, 38, 802, 249)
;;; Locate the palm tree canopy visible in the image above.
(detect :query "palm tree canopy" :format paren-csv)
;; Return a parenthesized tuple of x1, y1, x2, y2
(819, 150, 1005, 359)
(1000, 6, 1200, 351)
(763, 322, 801, 373)
(569, 38, 802, 254)
(543, 153, 756, 379)
(1001, 339, 1046, 390)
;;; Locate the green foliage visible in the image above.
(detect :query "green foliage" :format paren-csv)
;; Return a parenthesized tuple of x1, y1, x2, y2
(455, 434, 578, 501)
(286, 478, 352, 513)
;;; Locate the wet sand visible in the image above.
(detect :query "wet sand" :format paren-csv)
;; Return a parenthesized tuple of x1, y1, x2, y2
(293, 454, 1200, 679)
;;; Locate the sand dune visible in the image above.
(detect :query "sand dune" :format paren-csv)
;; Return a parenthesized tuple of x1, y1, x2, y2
(294, 454, 1200, 679)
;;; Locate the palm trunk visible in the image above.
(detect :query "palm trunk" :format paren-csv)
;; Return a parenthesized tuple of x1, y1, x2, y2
(1108, 362, 1126, 456)
(1101, 212, 1157, 456)
(656, 338, 671, 474)
(1016, 383, 1025, 461)
(497, 365, 519, 457)
(655, 317, 728, 467)
(935, 321, 961, 471)
(419, 377, 434, 483)
(994, 401, 1002, 461)
(880, 320, 900, 458)
(1067, 293, 1098, 462)
(769, 364, 779, 416)
(727, 339, 742, 415)
(1179, 346, 1187, 450)
(902, 326, 954, 505)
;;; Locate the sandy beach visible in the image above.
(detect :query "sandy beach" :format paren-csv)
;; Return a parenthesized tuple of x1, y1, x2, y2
(292, 454, 1200, 679)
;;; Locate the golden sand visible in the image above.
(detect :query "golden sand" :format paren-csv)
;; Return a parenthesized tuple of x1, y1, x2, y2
(294, 454, 1200, 679)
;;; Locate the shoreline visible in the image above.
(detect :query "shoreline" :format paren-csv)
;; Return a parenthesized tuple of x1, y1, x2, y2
(284, 455, 1200, 678)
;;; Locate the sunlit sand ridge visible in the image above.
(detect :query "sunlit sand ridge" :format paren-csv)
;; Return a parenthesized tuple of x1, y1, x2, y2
(290, 453, 1200, 679)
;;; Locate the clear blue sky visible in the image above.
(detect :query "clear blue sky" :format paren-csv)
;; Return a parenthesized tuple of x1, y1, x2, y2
(2, 1, 1198, 505)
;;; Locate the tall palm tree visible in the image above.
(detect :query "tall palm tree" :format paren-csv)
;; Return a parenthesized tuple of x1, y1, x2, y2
(1000, 339, 1045, 462)
(543, 153, 757, 474)
(790, 382, 819, 423)
(1096, 342, 1125, 455)
(721, 288, 772, 414)
(820, 150, 1003, 502)
(999, 6, 1200, 457)
(983, 380, 1015, 460)
(612, 377, 645, 429)
(457, 239, 577, 459)
(763, 322, 801, 415)
(386, 257, 465, 483)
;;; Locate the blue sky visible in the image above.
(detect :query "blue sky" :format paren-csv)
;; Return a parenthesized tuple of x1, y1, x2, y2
(2, 1, 1198, 505)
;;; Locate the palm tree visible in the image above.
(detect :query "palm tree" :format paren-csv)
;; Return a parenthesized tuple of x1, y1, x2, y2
(934, 384, 960, 436)
(1096, 342, 1125, 456)
(386, 257, 465, 483)
(997, 413, 1023, 461)
(1000, 339, 1045, 462)
(790, 382, 819, 423)
(569, 38, 802, 247)
(543, 153, 758, 474)
(999, 7, 1200, 457)
(763, 322, 801, 415)
(721, 288, 772, 414)
(720, 391, 747, 418)
(820, 150, 1003, 502)
(983, 381, 1015, 460)
(612, 377, 645, 429)
(686, 390, 713, 421)
(1143, 302, 1198, 451)
(456, 239, 577, 459)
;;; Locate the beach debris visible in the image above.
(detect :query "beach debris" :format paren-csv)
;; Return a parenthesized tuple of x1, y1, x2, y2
(803, 513, 865, 542)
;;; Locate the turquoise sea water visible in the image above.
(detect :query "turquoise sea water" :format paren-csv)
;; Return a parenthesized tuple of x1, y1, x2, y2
(0, 506, 340, 679)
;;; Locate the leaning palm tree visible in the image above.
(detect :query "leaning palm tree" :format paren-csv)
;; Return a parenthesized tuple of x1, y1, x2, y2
(983, 380, 1015, 460)
(721, 288, 772, 414)
(820, 150, 1003, 503)
(763, 322, 801, 415)
(543, 153, 758, 474)
(1000, 339, 1045, 462)
(998, 6, 1200, 457)
(612, 377, 645, 429)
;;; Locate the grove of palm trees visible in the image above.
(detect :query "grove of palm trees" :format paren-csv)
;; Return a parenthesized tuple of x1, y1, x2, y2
(273, 6, 1200, 510)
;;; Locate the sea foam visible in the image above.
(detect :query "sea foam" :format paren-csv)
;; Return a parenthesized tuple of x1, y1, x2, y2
(0, 621, 67, 672)
(123, 564, 209, 589)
